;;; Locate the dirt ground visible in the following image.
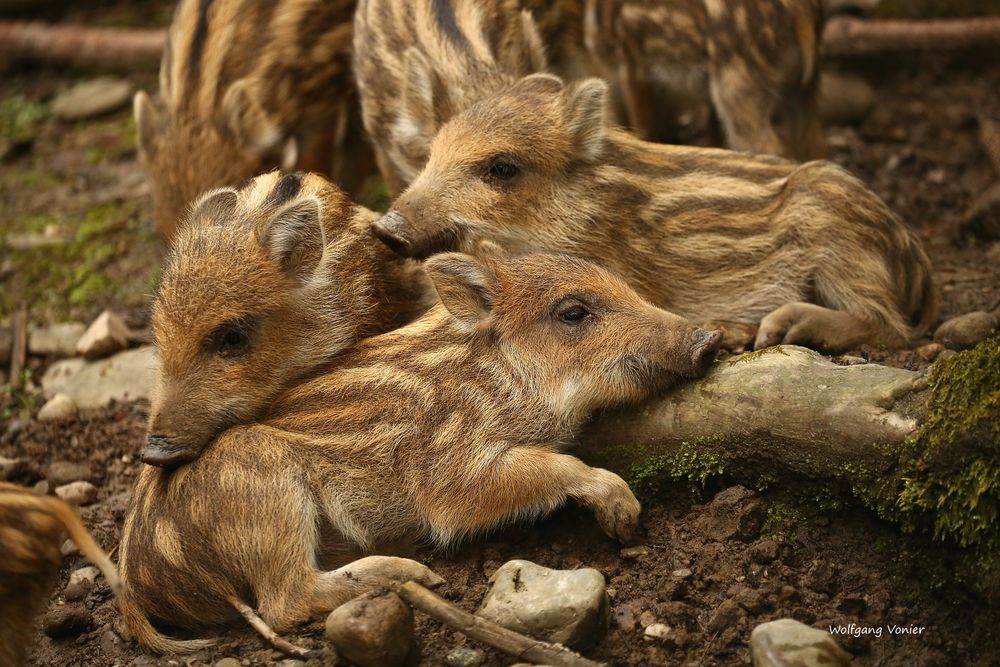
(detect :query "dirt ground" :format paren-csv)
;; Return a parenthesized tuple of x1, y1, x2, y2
(2, 8, 1000, 667)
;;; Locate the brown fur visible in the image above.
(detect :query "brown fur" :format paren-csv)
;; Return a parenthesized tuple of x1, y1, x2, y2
(374, 75, 937, 353)
(144, 171, 433, 467)
(584, 0, 826, 159)
(353, 0, 548, 194)
(119, 249, 721, 652)
(0, 483, 121, 667)
(134, 0, 368, 240)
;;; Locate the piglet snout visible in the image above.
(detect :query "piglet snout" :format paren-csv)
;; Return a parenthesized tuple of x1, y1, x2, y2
(372, 211, 415, 257)
(688, 328, 723, 376)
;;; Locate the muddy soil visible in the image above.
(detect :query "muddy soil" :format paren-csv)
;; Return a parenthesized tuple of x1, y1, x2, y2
(1, 15, 999, 667)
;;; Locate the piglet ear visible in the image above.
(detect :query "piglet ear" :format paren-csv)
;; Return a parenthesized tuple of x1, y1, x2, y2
(394, 47, 442, 172)
(187, 187, 239, 225)
(512, 72, 564, 96)
(261, 197, 325, 284)
(222, 78, 285, 153)
(133, 91, 163, 162)
(424, 253, 496, 334)
(565, 78, 608, 162)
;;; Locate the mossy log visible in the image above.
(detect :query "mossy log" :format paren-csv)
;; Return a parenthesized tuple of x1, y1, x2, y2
(581, 340, 1000, 599)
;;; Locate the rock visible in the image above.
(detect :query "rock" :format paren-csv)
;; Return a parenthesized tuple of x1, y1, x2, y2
(65, 566, 100, 600)
(818, 71, 875, 125)
(41, 345, 157, 408)
(61, 539, 80, 557)
(671, 568, 693, 579)
(33, 479, 49, 495)
(0, 455, 29, 481)
(643, 623, 671, 641)
(37, 393, 78, 421)
(750, 618, 851, 667)
(705, 599, 744, 635)
(694, 486, 767, 542)
(47, 461, 92, 486)
(933, 311, 999, 350)
(55, 481, 97, 506)
(28, 322, 86, 357)
(477, 559, 609, 650)
(42, 605, 92, 638)
(52, 77, 134, 121)
(612, 600, 642, 631)
(916, 342, 944, 362)
(619, 545, 651, 559)
(324, 590, 414, 667)
(76, 310, 130, 360)
(749, 540, 780, 565)
(638, 610, 656, 628)
(213, 659, 243, 667)
(101, 628, 124, 655)
(444, 646, 485, 667)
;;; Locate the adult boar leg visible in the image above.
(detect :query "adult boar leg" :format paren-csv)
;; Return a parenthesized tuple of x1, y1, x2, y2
(309, 556, 444, 614)
(753, 302, 895, 352)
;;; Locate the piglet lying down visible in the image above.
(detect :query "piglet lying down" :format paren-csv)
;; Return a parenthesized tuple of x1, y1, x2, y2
(119, 249, 721, 652)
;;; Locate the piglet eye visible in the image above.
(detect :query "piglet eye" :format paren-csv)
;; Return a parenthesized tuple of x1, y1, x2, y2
(558, 305, 591, 324)
(219, 328, 250, 357)
(207, 318, 256, 358)
(484, 156, 519, 183)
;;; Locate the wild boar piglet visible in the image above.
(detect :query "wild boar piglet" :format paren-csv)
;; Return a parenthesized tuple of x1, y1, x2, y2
(118, 249, 721, 653)
(374, 73, 937, 354)
(144, 171, 431, 467)
(0, 483, 120, 667)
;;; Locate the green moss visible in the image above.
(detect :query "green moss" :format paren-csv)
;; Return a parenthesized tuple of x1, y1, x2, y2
(726, 345, 789, 365)
(0, 95, 48, 149)
(762, 502, 807, 540)
(629, 438, 725, 495)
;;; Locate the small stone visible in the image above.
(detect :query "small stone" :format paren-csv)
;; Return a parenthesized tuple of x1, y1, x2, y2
(76, 310, 130, 360)
(915, 342, 944, 362)
(444, 646, 485, 667)
(750, 618, 851, 667)
(65, 566, 100, 601)
(47, 461, 92, 486)
(694, 486, 766, 542)
(672, 568, 693, 579)
(477, 559, 609, 650)
(705, 599, 744, 635)
(37, 393, 78, 421)
(52, 77, 134, 121)
(324, 590, 413, 667)
(61, 539, 80, 557)
(619, 545, 651, 559)
(835, 355, 867, 366)
(69, 566, 100, 588)
(0, 455, 28, 481)
(638, 610, 656, 628)
(612, 600, 642, 631)
(643, 623, 671, 641)
(101, 628, 123, 655)
(33, 479, 50, 495)
(933, 311, 998, 350)
(28, 322, 86, 357)
(41, 346, 157, 409)
(55, 481, 97, 506)
(750, 540, 780, 565)
(818, 71, 874, 125)
(213, 659, 243, 667)
(43, 605, 92, 638)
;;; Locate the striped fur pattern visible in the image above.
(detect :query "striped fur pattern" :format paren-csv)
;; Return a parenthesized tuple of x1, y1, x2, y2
(119, 250, 721, 652)
(144, 171, 432, 467)
(353, 0, 547, 194)
(0, 483, 121, 667)
(585, 0, 827, 159)
(134, 0, 365, 240)
(376, 74, 938, 353)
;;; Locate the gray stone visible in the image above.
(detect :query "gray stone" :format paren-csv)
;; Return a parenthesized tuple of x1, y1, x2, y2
(76, 310, 129, 360)
(47, 461, 92, 486)
(643, 623, 671, 641)
(213, 659, 243, 667)
(41, 345, 157, 408)
(750, 618, 851, 667)
(37, 393, 78, 421)
(61, 538, 80, 557)
(52, 77, 134, 121)
(476, 559, 609, 650)
(324, 590, 413, 667)
(934, 311, 998, 350)
(65, 565, 100, 601)
(55, 481, 97, 506)
(28, 322, 86, 357)
(444, 646, 485, 667)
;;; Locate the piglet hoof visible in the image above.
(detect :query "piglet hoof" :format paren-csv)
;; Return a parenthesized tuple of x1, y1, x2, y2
(339, 556, 445, 590)
(581, 470, 642, 544)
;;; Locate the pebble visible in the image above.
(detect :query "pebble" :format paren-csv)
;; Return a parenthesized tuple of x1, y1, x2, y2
(61, 539, 80, 557)
(324, 590, 413, 667)
(76, 310, 130, 360)
(477, 559, 609, 650)
(705, 599, 744, 635)
(693, 486, 766, 542)
(42, 605, 93, 638)
(933, 311, 998, 350)
(65, 565, 101, 601)
(750, 618, 851, 667)
(52, 77, 134, 121)
(619, 545, 651, 559)
(643, 623, 671, 641)
(444, 646, 486, 667)
(915, 342, 944, 362)
(47, 461, 92, 486)
(55, 481, 97, 506)
(213, 659, 243, 667)
(37, 393, 79, 421)
(749, 539, 780, 565)
(672, 568, 693, 579)
(41, 345, 157, 409)
(28, 322, 86, 357)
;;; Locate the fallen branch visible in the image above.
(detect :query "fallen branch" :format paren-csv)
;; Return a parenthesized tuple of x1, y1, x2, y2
(0, 21, 164, 69)
(394, 581, 606, 667)
(224, 595, 312, 659)
(822, 15, 1000, 55)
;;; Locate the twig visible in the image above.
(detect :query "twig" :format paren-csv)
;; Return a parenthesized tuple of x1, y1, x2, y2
(393, 580, 606, 667)
(8, 308, 27, 389)
(0, 21, 164, 69)
(224, 595, 313, 659)
(822, 16, 1000, 56)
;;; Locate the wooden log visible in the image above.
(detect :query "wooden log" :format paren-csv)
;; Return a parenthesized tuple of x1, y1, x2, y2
(823, 15, 1000, 55)
(0, 21, 164, 69)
